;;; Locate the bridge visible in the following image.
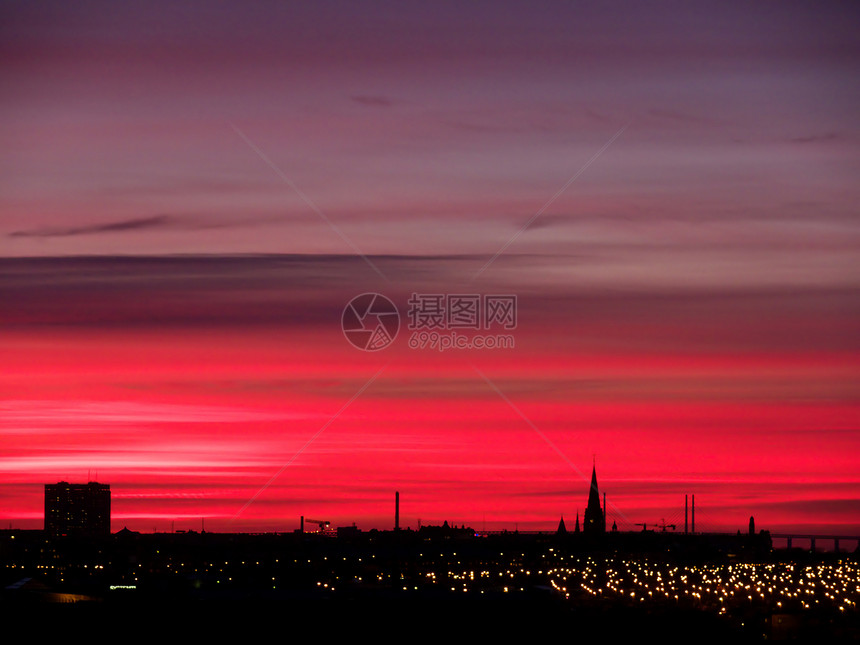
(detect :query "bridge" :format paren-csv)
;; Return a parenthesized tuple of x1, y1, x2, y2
(769, 533, 860, 552)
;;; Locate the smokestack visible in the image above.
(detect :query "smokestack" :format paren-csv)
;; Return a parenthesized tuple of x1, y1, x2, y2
(395, 491, 400, 531)
(685, 495, 688, 534)
(300, 515, 304, 533)
(691, 494, 695, 533)
(603, 493, 606, 531)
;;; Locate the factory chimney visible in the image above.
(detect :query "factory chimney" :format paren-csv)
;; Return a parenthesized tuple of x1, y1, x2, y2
(395, 491, 400, 531)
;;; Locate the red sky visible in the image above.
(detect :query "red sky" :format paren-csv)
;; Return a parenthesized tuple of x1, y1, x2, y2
(1, 2, 858, 535)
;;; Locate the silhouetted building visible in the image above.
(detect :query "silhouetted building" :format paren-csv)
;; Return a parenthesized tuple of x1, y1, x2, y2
(45, 481, 110, 537)
(337, 524, 361, 538)
(583, 464, 605, 534)
(418, 520, 474, 538)
(557, 515, 567, 535)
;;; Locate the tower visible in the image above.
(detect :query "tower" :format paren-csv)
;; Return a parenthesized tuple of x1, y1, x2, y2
(583, 463, 605, 534)
(45, 481, 110, 537)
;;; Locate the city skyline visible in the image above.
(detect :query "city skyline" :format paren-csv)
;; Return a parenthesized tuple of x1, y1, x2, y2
(1, 2, 858, 536)
(28, 470, 775, 541)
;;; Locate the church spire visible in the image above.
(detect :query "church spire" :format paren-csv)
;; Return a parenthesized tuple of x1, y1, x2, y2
(584, 461, 605, 534)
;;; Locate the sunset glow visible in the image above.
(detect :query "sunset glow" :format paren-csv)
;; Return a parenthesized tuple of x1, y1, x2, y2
(1, 1, 858, 536)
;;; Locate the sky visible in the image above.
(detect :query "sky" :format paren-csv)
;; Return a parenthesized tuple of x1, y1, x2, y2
(1, 1, 858, 536)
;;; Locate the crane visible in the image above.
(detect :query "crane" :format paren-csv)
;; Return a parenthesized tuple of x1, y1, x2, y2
(636, 520, 676, 532)
(304, 518, 331, 532)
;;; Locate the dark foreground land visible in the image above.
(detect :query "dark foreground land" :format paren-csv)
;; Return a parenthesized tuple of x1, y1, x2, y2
(6, 592, 753, 640)
(3, 528, 858, 640)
